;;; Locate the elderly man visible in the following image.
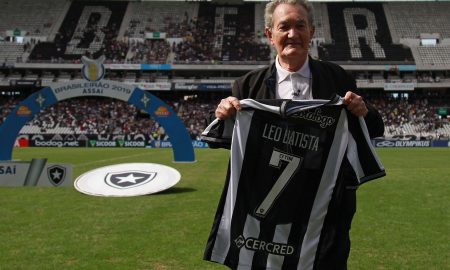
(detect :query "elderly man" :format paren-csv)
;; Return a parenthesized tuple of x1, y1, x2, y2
(203, 0, 384, 269)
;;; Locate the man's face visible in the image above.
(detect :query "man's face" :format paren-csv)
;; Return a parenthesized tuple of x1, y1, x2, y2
(265, 3, 315, 66)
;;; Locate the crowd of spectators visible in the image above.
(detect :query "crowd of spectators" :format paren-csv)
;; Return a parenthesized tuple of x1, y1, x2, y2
(172, 17, 221, 63)
(128, 39, 171, 64)
(416, 72, 449, 83)
(27, 17, 271, 64)
(371, 94, 450, 139)
(0, 95, 214, 141)
(0, 96, 18, 125)
(25, 2, 272, 64)
(1, 94, 449, 140)
(178, 96, 216, 140)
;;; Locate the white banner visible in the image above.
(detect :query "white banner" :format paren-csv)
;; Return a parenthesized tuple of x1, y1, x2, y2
(384, 82, 416, 91)
(133, 82, 171, 91)
(50, 79, 135, 102)
(108, 64, 141, 70)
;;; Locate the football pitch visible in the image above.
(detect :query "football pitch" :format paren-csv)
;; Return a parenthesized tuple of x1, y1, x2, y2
(0, 147, 449, 270)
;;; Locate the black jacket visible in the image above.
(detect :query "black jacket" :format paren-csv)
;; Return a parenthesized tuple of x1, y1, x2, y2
(231, 57, 384, 138)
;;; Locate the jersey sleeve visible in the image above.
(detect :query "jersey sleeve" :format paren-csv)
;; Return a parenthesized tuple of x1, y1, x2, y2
(346, 112, 386, 185)
(201, 118, 235, 149)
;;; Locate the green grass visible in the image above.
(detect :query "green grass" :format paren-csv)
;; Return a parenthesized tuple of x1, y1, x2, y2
(0, 148, 449, 269)
(349, 148, 450, 270)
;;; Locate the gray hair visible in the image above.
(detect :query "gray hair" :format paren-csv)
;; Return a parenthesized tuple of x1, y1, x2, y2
(264, 0, 314, 29)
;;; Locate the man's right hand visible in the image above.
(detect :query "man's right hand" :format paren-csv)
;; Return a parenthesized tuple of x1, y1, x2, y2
(215, 96, 241, 119)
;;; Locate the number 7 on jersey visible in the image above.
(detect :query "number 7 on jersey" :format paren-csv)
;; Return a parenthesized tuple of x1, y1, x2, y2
(255, 149, 303, 218)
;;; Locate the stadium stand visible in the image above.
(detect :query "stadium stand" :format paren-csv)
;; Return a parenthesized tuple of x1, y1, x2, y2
(382, 2, 450, 69)
(29, 1, 128, 62)
(384, 2, 450, 41)
(0, 0, 448, 67)
(372, 94, 450, 140)
(415, 45, 450, 69)
(0, 0, 450, 140)
(0, 94, 217, 140)
(318, 2, 413, 63)
(1, 91, 449, 140)
(123, 2, 199, 39)
(0, 43, 26, 63)
(0, 0, 68, 39)
(24, 1, 272, 64)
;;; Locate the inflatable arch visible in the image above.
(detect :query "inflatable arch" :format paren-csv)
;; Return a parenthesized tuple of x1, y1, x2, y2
(0, 79, 195, 162)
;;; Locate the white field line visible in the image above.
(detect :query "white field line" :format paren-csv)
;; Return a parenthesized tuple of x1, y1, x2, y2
(73, 152, 152, 168)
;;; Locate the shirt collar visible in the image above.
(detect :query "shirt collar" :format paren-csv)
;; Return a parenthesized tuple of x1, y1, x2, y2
(275, 55, 310, 83)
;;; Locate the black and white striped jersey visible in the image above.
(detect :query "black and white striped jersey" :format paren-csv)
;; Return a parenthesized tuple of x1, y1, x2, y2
(201, 98, 385, 270)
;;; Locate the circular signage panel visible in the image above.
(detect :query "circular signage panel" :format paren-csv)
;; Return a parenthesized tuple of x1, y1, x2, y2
(74, 163, 181, 197)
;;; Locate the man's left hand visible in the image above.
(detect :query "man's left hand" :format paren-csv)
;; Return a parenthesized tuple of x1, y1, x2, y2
(343, 91, 368, 117)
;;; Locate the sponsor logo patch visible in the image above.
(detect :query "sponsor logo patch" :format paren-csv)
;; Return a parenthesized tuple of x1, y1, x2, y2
(154, 106, 170, 117)
(16, 105, 32, 116)
(291, 108, 335, 128)
(81, 55, 106, 81)
(234, 235, 295, 256)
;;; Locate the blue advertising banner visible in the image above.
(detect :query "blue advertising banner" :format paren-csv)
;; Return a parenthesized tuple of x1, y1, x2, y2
(431, 140, 450, 147)
(140, 64, 172, 70)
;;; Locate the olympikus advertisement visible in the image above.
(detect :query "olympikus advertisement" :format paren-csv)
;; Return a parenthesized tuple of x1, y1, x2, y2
(373, 139, 450, 148)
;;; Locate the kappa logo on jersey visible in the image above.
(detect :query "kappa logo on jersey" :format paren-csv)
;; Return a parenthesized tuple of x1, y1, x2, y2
(47, 165, 66, 186)
(81, 55, 106, 81)
(234, 235, 295, 256)
(105, 171, 157, 189)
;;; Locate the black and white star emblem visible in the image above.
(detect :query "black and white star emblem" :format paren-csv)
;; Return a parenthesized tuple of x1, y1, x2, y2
(47, 165, 66, 186)
(105, 171, 156, 189)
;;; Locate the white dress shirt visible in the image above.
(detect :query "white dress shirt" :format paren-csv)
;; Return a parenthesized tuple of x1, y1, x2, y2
(275, 55, 312, 100)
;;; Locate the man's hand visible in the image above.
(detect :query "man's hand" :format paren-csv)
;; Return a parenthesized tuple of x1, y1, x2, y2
(215, 97, 241, 119)
(343, 91, 368, 117)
